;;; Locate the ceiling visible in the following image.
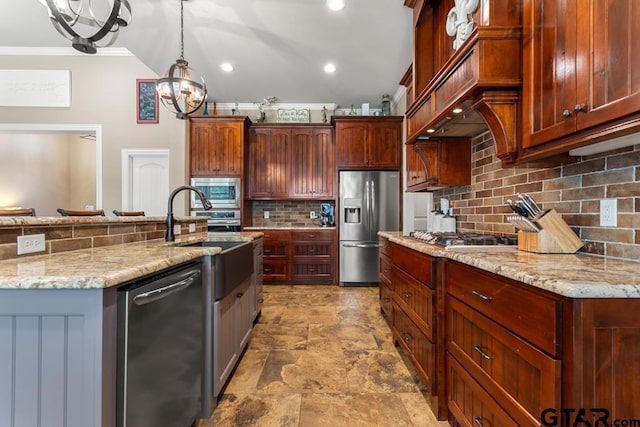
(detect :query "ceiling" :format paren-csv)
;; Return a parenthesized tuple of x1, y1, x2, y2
(1, 0, 413, 109)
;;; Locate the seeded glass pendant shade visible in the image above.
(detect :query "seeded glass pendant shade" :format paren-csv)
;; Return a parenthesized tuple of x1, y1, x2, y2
(42, 0, 132, 54)
(156, 0, 207, 120)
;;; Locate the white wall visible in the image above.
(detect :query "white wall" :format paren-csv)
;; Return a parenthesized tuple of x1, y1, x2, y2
(0, 52, 189, 215)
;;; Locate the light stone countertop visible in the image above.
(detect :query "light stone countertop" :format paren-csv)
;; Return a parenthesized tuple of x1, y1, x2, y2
(0, 231, 263, 290)
(379, 231, 640, 299)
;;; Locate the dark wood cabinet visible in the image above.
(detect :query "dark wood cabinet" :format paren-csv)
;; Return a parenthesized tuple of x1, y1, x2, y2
(333, 116, 403, 169)
(260, 230, 290, 283)
(380, 241, 446, 420)
(189, 116, 249, 177)
(289, 127, 335, 199)
(291, 229, 336, 285)
(521, 0, 640, 156)
(246, 126, 291, 199)
(256, 229, 337, 285)
(406, 139, 471, 191)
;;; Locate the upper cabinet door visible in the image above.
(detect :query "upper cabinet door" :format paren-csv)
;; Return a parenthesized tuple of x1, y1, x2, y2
(335, 121, 368, 168)
(189, 118, 246, 176)
(522, 0, 640, 150)
(574, 0, 640, 130)
(289, 128, 334, 199)
(246, 127, 291, 199)
(368, 121, 402, 168)
(521, 0, 578, 149)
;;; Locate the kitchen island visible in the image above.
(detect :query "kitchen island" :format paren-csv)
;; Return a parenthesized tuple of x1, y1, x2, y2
(379, 231, 640, 426)
(0, 215, 262, 427)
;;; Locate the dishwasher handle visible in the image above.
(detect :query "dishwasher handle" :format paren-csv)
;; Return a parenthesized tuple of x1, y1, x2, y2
(133, 271, 200, 306)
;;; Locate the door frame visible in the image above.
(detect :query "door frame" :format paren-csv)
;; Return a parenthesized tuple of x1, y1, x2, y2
(0, 123, 103, 208)
(121, 149, 170, 212)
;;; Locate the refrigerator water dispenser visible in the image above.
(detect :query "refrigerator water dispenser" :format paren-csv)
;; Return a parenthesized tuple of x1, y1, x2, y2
(345, 207, 360, 223)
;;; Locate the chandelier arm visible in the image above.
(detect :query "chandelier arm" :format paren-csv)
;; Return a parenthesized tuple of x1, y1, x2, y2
(45, 0, 82, 39)
(87, 0, 122, 43)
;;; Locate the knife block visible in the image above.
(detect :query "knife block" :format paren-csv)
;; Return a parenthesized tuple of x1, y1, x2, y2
(517, 209, 584, 254)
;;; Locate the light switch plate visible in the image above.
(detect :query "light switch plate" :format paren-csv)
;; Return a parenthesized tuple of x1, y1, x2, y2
(264, 211, 269, 219)
(189, 223, 196, 233)
(174, 224, 181, 235)
(17, 233, 46, 255)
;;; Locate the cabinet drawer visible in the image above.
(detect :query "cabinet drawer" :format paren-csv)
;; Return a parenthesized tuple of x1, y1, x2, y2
(448, 297, 561, 426)
(292, 242, 333, 257)
(379, 281, 392, 318)
(393, 305, 434, 390)
(448, 355, 518, 427)
(446, 261, 560, 356)
(393, 265, 434, 340)
(262, 242, 288, 258)
(260, 230, 291, 241)
(379, 253, 392, 284)
(263, 260, 289, 282)
(291, 230, 335, 241)
(379, 237, 391, 256)
(391, 243, 434, 287)
(291, 261, 333, 284)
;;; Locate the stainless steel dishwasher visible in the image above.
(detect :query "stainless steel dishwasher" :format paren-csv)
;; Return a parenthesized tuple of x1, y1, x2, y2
(117, 262, 204, 427)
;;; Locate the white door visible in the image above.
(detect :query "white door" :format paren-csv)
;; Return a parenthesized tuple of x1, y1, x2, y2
(122, 150, 169, 216)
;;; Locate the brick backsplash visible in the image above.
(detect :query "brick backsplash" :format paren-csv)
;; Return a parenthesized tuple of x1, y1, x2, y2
(433, 131, 640, 262)
(250, 201, 334, 227)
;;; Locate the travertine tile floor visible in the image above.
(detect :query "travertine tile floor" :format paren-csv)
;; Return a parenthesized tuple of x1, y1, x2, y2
(201, 285, 450, 427)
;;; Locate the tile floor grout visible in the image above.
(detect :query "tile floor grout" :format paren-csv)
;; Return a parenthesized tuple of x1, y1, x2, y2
(200, 285, 450, 427)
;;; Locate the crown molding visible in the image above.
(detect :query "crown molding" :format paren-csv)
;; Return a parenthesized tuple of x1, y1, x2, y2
(0, 46, 134, 57)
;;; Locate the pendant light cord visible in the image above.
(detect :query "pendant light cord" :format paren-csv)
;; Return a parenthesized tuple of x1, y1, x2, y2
(179, 0, 185, 61)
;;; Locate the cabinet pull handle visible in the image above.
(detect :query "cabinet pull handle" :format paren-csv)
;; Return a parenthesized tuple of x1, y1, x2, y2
(474, 417, 484, 427)
(308, 234, 315, 238)
(264, 249, 272, 253)
(383, 298, 391, 302)
(402, 291, 411, 299)
(264, 268, 272, 272)
(308, 249, 316, 253)
(236, 292, 244, 299)
(562, 109, 572, 118)
(309, 268, 316, 272)
(402, 333, 412, 342)
(473, 345, 494, 360)
(383, 269, 389, 273)
(574, 104, 586, 113)
(471, 290, 492, 302)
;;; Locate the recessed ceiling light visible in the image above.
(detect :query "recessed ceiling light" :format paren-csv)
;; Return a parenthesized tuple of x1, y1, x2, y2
(326, 0, 345, 11)
(324, 63, 336, 73)
(452, 107, 463, 114)
(220, 63, 234, 72)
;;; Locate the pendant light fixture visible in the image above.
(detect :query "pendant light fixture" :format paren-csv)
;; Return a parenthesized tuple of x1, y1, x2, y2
(41, 0, 132, 54)
(156, 0, 207, 120)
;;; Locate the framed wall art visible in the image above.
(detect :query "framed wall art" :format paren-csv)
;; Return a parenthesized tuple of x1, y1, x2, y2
(136, 79, 159, 124)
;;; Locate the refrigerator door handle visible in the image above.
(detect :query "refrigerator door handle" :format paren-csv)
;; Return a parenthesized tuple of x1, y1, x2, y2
(355, 243, 381, 248)
(342, 243, 359, 248)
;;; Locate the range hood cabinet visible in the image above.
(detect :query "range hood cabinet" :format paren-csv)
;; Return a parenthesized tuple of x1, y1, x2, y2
(404, 0, 522, 166)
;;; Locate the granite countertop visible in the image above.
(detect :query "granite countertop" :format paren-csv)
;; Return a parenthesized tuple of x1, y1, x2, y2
(0, 231, 263, 290)
(379, 231, 640, 299)
(0, 215, 205, 226)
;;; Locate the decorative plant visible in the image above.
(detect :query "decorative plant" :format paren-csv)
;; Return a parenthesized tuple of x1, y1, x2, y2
(253, 96, 278, 122)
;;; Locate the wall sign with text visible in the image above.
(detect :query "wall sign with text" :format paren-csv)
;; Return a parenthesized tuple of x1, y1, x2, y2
(277, 108, 310, 123)
(136, 79, 159, 124)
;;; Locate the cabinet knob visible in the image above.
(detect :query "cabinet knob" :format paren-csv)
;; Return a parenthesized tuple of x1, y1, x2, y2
(562, 109, 572, 118)
(574, 104, 586, 113)
(383, 298, 391, 302)
(402, 333, 412, 342)
(402, 291, 411, 299)
(236, 292, 244, 299)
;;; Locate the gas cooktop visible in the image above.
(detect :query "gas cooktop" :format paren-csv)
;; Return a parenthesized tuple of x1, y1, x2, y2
(409, 231, 518, 251)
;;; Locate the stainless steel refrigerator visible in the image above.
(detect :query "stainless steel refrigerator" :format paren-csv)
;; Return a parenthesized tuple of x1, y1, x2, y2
(339, 170, 400, 286)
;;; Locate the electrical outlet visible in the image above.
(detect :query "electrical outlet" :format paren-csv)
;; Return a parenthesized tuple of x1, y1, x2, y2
(264, 211, 269, 219)
(188, 223, 196, 233)
(600, 199, 617, 227)
(17, 233, 46, 255)
(310, 211, 316, 219)
(174, 224, 182, 235)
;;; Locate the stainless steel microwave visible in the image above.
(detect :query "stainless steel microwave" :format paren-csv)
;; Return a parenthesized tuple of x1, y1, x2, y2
(190, 177, 241, 209)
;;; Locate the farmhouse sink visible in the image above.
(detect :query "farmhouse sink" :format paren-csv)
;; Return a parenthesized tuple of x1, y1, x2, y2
(187, 240, 254, 300)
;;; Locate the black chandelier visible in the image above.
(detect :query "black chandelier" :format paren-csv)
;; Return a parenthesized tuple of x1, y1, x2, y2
(42, 0, 132, 54)
(155, 0, 207, 120)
